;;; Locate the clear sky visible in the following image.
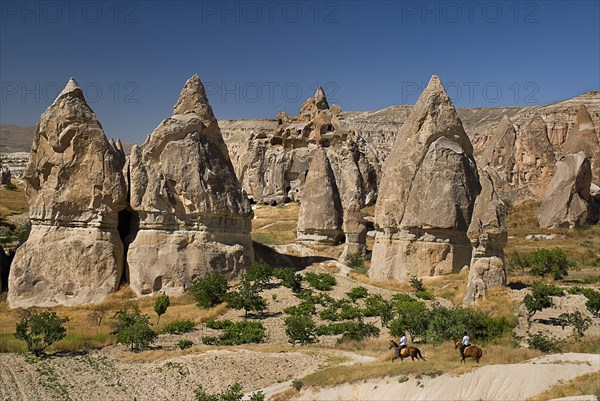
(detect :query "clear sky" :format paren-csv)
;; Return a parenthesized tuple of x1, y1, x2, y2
(1, 0, 599, 144)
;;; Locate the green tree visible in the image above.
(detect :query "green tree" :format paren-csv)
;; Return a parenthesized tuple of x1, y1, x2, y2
(273, 268, 302, 292)
(190, 271, 229, 309)
(14, 311, 69, 356)
(559, 311, 592, 338)
(514, 248, 574, 280)
(245, 260, 273, 288)
(227, 276, 267, 317)
(409, 278, 425, 292)
(346, 286, 369, 302)
(284, 315, 317, 345)
(154, 293, 170, 324)
(194, 382, 265, 401)
(114, 307, 157, 351)
(363, 294, 394, 327)
(524, 282, 565, 322)
(304, 272, 336, 291)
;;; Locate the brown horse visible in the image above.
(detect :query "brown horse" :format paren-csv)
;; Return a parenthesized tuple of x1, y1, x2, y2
(388, 340, 425, 362)
(454, 341, 482, 363)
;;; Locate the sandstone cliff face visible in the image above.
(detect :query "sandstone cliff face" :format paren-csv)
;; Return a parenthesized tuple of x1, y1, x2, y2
(296, 147, 344, 243)
(537, 152, 598, 229)
(464, 167, 508, 305)
(231, 88, 380, 207)
(127, 75, 253, 296)
(8, 79, 128, 308)
(370, 76, 480, 281)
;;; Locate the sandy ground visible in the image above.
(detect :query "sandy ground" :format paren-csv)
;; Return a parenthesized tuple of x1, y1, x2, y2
(296, 353, 600, 401)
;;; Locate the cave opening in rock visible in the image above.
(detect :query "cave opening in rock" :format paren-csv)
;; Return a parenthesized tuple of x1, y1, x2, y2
(117, 208, 137, 285)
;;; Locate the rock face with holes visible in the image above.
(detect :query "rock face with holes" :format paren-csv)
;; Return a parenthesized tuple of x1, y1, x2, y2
(537, 152, 598, 229)
(232, 87, 380, 207)
(464, 167, 508, 305)
(8, 79, 128, 308)
(370, 76, 480, 281)
(126, 75, 254, 296)
(296, 147, 344, 243)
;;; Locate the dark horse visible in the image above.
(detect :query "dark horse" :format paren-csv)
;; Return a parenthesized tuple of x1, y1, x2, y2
(388, 340, 425, 362)
(454, 341, 483, 363)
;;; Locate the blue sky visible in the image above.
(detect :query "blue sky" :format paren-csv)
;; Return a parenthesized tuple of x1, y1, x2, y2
(1, 0, 599, 144)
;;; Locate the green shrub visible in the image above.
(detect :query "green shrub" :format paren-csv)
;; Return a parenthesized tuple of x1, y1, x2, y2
(558, 311, 592, 338)
(415, 291, 435, 300)
(292, 379, 303, 391)
(345, 253, 367, 274)
(524, 282, 565, 321)
(190, 272, 229, 309)
(304, 272, 336, 291)
(227, 277, 267, 317)
(14, 311, 69, 356)
(346, 286, 369, 302)
(316, 321, 380, 342)
(205, 319, 233, 330)
(4, 181, 17, 191)
(194, 382, 265, 401)
(364, 294, 394, 327)
(202, 320, 265, 346)
(513, 248, 575, 280)
(284, 301, 316, 316)
(318, 299, 362, 321)
(295, 290, 334, 306)
(178, 339, 193, 350)
(162, 319, 195, 334)
(154, 294, 170, 324)
(410, 278, 425, 292)
(527, 331, 563, 353)
(284, 315, 317, 345)
(246, 260, 273, 288)
(113, 307, 157, 351)
(273, 268, 302, 292)
(391, 294, 430, 337)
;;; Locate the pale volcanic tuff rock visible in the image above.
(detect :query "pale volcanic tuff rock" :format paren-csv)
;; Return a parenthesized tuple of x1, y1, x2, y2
(478, 115, 517, 200)
(232, 87, 380, 207)
(562, 105, 600, 179)
(296, 147, 344, 243)
(8, 79, 128, 308)
(464, 167, 508, 305)
(127, 75, 254, 296)
(340, 203, 368, 259)
(370, 76, 480, 281)
(537, 152, 598, 229)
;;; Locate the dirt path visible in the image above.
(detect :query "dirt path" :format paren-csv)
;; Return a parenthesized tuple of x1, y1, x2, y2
(296, 353, 600, 401)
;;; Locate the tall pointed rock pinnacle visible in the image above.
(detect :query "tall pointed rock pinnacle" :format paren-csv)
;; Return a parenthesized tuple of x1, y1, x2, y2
(371, 75, 480, 281)
(172, 74, 215, 119)
(315, 85, 330, 110)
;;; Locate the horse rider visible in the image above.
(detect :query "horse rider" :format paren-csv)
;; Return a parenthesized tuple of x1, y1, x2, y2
(397, 332, 407, 357)
(460, 331, 471, 359)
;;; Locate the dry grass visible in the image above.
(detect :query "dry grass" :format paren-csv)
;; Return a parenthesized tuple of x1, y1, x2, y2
(562, 335, 600, 354)
(252, 204, 299, 245)
(527, 371, 600, 401)
(301, 341, 541, 389)
(0, 286, 227, 354)
(0, 182, 28, 219)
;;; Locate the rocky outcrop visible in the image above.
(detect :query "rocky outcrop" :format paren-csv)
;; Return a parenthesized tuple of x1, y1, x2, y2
(464, 167, 508, 305)
(370, 76, 480, 281)
(340, 204, 367, 259)
(537, 152, 598, 229)
(562, 105, 600, 179)
(232, 88, 379, 207)
(127, 75, 254, 296)
(296, 147, 343, 243)
(478, 115, 517, 199)
(0, 164, 10, 185)
(8, 79, 128, 308)
(512, 114, 556, 200)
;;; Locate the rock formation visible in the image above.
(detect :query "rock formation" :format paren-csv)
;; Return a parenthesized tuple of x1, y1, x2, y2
(562, 105, 600, 179)
(8, 79, 128, 308)
(478, 115, 517, 199)
(370, 76, 480, 281)
(512, 114, 556, 200)
(340, 204, 367, 259)
(296, 147, 344, 243)
(537, 152, 598, 229)
(464, 167, 508, 305)
(0, 164, 10, 185)
(232, 87, 379, 206)
(126, 75, 254, 296)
